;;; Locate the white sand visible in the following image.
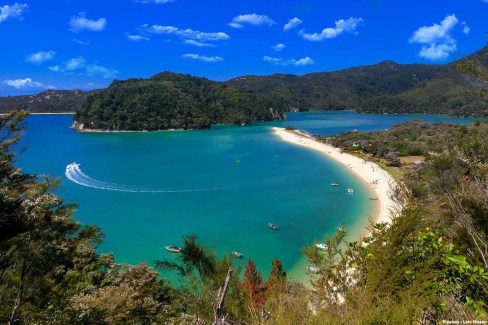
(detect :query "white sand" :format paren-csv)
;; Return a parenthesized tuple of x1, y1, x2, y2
(273, 127, 399, 230)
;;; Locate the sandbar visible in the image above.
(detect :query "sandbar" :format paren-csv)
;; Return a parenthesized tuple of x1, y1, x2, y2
(272, 127, 399, 234)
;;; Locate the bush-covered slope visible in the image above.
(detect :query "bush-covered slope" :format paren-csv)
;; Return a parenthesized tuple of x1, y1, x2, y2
(228, 46, 488, 116)
(0, 90, 90, 113)
(74, 72, 286, 131)
(227, 61, 449, 110)
(2, 112, 488, 324)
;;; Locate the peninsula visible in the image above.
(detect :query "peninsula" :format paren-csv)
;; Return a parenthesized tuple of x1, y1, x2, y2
(273, 127, 399, 232)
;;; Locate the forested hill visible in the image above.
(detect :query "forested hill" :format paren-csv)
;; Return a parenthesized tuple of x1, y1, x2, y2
(227, 61, 448, 110)
(227, 45, 488, 117)
(74, 72, 286, 131)
(2, 46, 488, 119)
(0, 90, 90, 113)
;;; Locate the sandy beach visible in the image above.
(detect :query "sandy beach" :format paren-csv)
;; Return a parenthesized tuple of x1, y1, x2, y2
(273, 127, 398, 231)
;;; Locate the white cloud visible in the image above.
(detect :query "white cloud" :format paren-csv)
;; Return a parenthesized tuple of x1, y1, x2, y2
(182, 53, 223, 63)
(141, 24, 229, 43)
(229, 13, 275, 29)
(49, 57, 117, 78)
(409, 14, 458, 44)
(228, 22, 243, 29)
(418, 42, 457, 60)
(409, 14, 459, 60)
(462, 21, 470, 35)
(0, 3, 28, 23)
(65, 57, 86, 71)
(3, 78, 53, 89)
(300, 17, 364, 41)
(183, 39, 215, 47)
(69, 12, 106, 32)
(283, 17, 302, 31)
(300, 17, 364, 42)
(272, 43, 286, 52)
(73, 38, 90, 45)
(126, 33, 149, 41)
(263, 56, 314, 66)
(85, 64, 118, 78)
(25, 50, 56, 64)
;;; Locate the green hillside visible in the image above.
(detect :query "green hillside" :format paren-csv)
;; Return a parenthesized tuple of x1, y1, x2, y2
(2, 46, 487, 121)
(0, 90, 90, 113)
(74, 72, 286, 131)
(227, 46, 488, 117)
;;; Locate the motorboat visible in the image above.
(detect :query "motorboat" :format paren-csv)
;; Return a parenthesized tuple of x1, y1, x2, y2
(165, 245, 182, 253)
(347, 188, 354, 194)
(268, 223, 279, 230)
(232, 251, 243, 258)
(315, 243, 328, 251)
(330, 182, 340, 186)
(66, 162, 79, 170)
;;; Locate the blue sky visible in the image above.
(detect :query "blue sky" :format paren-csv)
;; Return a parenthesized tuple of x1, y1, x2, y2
(0, 0, 487, 95)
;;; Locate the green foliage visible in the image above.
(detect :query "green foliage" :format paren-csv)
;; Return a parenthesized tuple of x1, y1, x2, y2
(155, 234, 246, 323)
(0, 112, 117, 323)
(325, 119, 465, 160)
(74, 72, 286, 131)
(3, 110, 488, 324)
(69, 264, 170, 324)
(301, 211, 488, 323)
(3, 46, 488, 118)
(229, 47, 488, 117)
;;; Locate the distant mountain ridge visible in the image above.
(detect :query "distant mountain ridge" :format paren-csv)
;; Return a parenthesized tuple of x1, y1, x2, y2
(227, 46, 488, 116)
(0, 90, 91, 113)
(227, 61, 449, 110)
(1, 45, 487, 120)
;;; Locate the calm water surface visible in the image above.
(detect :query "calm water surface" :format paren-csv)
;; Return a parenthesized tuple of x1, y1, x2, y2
(16, 111, 474, 281)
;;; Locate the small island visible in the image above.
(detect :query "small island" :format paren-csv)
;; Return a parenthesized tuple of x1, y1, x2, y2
(73, 72, 287, 132)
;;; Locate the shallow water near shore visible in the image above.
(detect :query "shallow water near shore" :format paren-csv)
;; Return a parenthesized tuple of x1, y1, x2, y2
(16, 111, 474, 282)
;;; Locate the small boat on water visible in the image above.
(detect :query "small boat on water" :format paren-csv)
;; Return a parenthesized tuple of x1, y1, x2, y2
(165, 245, 181, 253)
(315, 243, 328, 251)
(330, 182, 340, 186)
(232, 251, 243, 258)
(307, 266, 320, 274)
(347, 188, 354, 194)
(268, 223, 279, 230)
(337, 227, 345, 233)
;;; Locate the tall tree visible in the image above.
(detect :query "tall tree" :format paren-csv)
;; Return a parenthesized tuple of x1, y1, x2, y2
(265, 258, 286, 294)
(0, 112, 114, 324)
(240, 259, 265, 308)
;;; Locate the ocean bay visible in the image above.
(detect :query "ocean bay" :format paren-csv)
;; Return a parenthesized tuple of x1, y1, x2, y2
(17, 111, 474, 280)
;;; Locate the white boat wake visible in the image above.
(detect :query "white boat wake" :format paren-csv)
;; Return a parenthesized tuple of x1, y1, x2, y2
(65, 162, 233, 193)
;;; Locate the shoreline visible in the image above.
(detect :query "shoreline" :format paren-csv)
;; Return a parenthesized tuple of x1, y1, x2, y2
(272, 127, 398, 237)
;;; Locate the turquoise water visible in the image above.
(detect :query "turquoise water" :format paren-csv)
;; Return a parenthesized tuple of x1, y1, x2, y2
(16, 112, 474, 281)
